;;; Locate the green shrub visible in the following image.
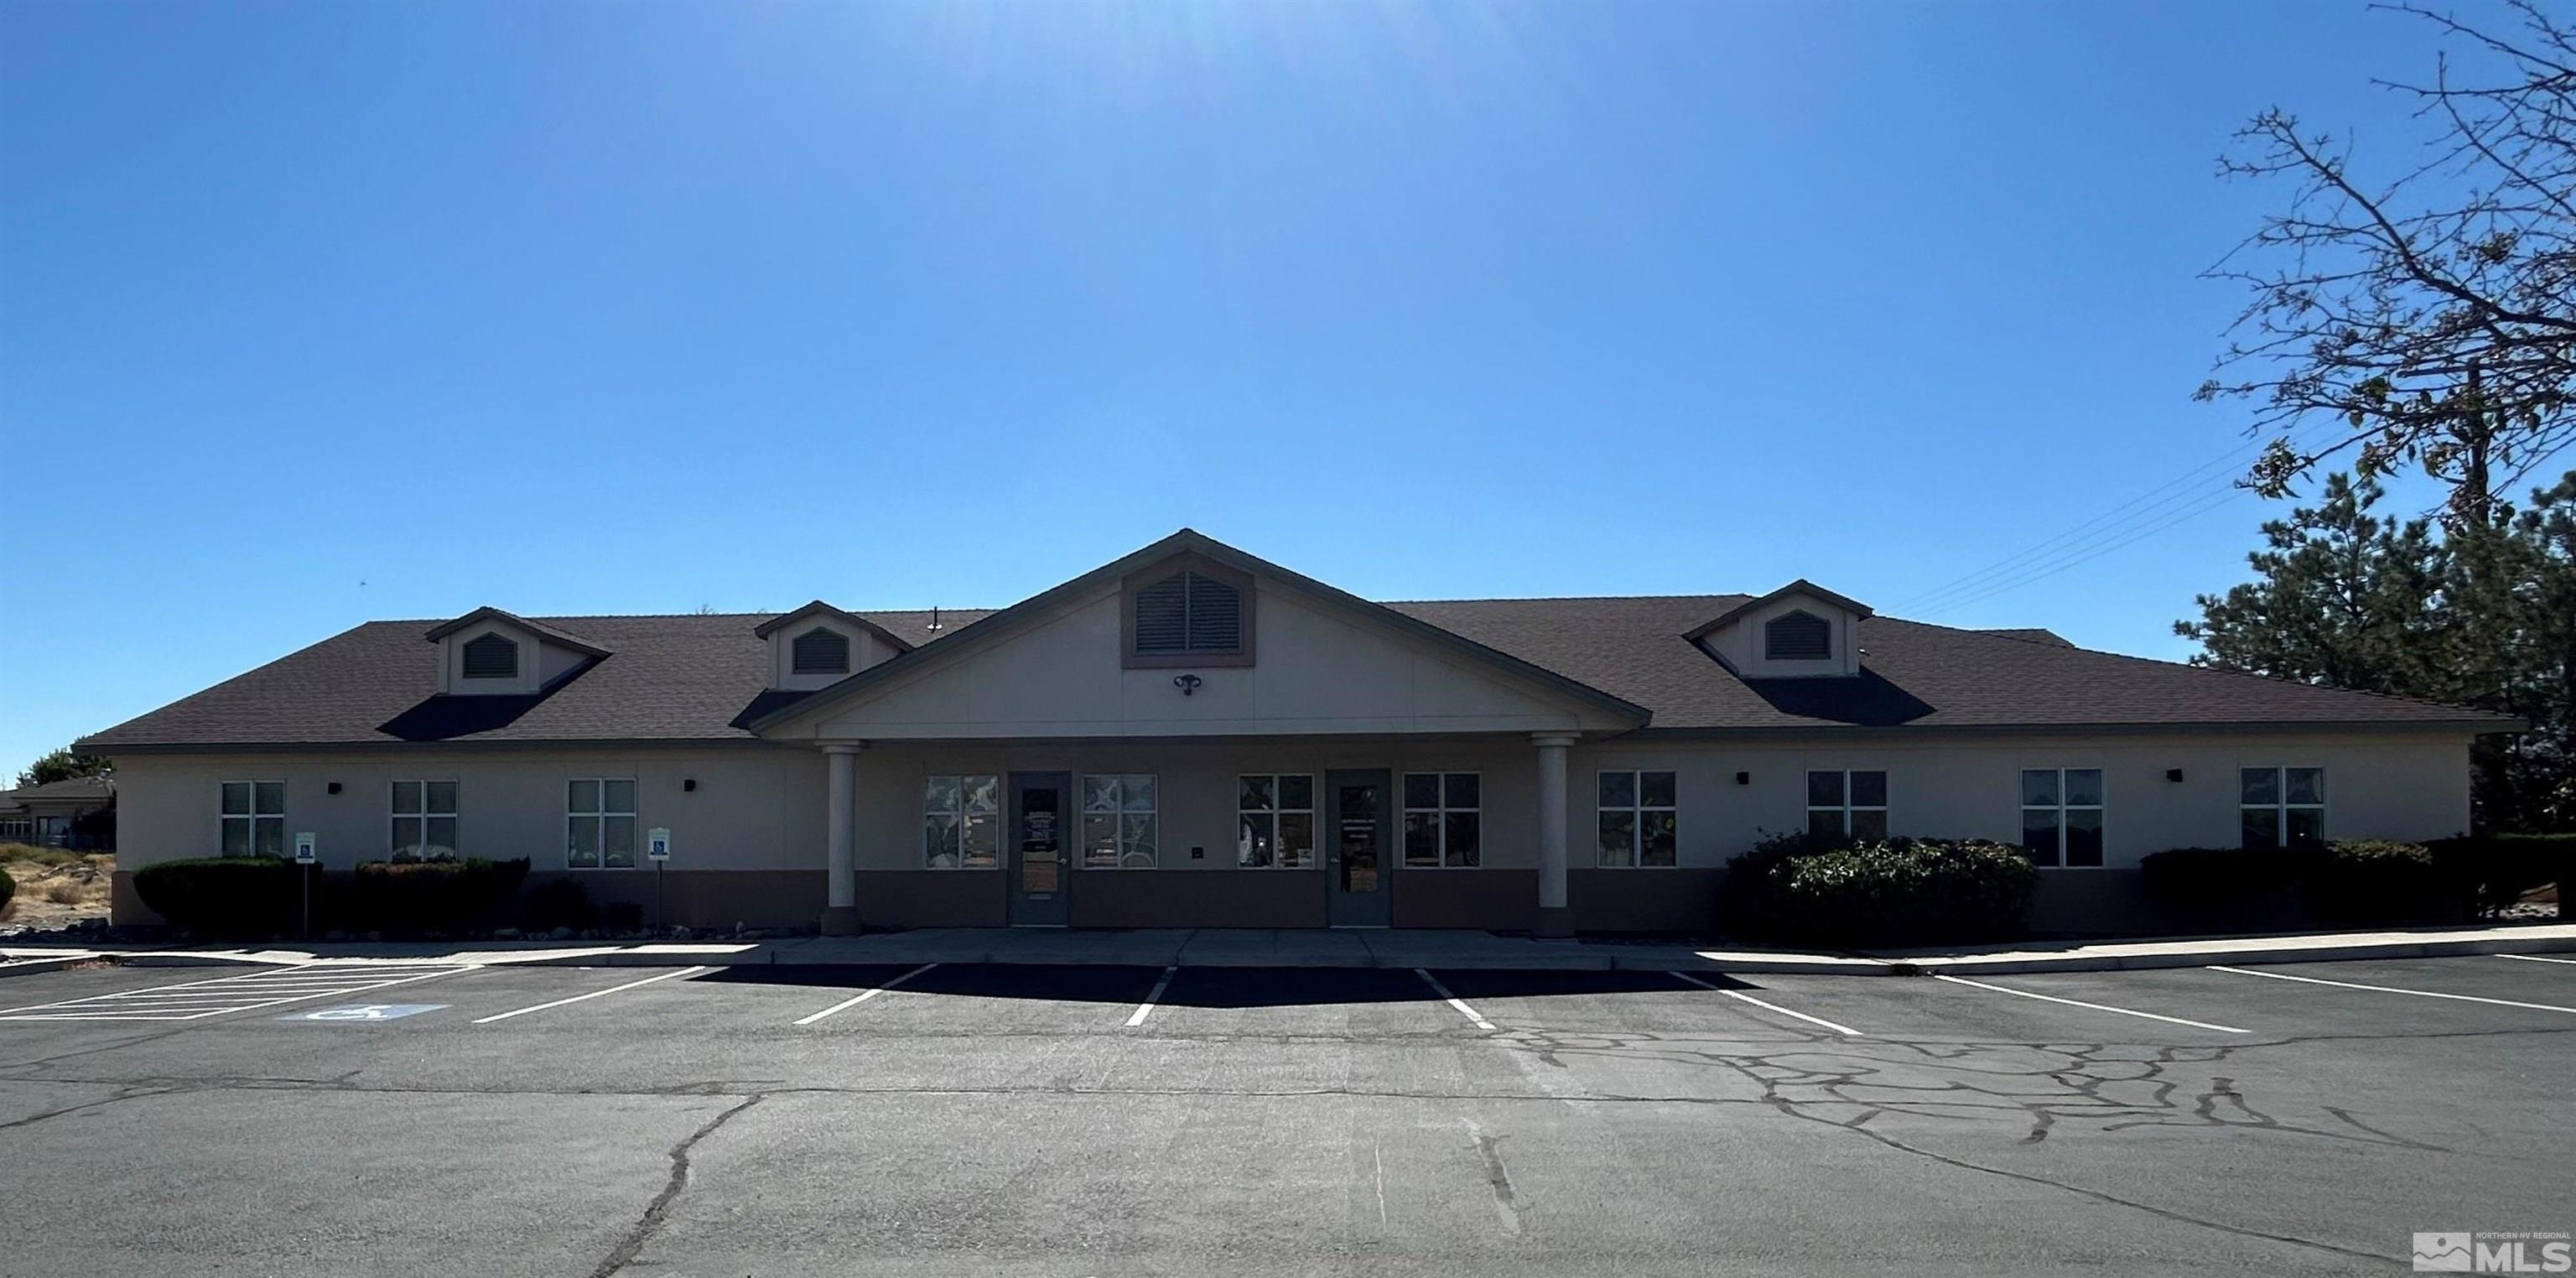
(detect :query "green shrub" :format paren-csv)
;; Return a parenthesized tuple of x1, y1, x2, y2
(522, 879, 595, 932)
(132, 857, 302, 934)
(2140, 847, 2307, 908)
(2303, 840, 2449, 926)
(2428, 834, 2576, 917)
(0, 865, 14, 915)
(1725, 833, 2039, 948)
(349, 858, 530, 932)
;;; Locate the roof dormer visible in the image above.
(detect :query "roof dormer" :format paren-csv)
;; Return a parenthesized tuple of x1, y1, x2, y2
(425, 607, 611, 696)
(1688, 579, 1872, 679)
(755, 601, 913, 692)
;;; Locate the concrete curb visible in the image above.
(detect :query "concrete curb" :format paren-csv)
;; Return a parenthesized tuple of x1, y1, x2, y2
(8, 923, 2570, 975)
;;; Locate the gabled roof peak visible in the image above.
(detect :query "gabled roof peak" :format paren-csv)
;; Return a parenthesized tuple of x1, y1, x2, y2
(422, 606, 612, 657)
(751, 600, 917, 652)
(1687, 579, 1874, 638)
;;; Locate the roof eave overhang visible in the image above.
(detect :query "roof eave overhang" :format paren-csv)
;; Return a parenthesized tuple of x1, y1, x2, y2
(1624, 716, 2525, 741)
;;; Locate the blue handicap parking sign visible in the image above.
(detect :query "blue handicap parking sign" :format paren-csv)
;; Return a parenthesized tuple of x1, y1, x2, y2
(283, 1004, 448, 1022)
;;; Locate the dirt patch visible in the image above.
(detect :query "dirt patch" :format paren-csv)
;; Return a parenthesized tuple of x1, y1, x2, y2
(1, 848, 114, 933)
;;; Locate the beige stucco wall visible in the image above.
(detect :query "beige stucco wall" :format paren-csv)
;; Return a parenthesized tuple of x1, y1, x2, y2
(112, 747, 826, 875)
(105, 730, 2474, 925)
(774, 583, 1631, 740)
(1571, 730, 2475, 871)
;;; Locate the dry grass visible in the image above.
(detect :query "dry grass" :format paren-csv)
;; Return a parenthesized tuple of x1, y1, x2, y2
(0, 849, 114, 928)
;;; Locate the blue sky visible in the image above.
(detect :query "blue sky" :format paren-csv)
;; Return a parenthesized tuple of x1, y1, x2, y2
(0, 0, 2499, 775)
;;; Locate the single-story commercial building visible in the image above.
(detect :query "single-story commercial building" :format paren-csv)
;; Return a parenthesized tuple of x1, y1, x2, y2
(0, 774, 114, 849)
(80, 530, 2515, 935)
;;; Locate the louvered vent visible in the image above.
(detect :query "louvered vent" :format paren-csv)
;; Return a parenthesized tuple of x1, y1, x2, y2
(1764, 611, 1831, 661)
(792, 626, 851, 674)
(461, 632, 520, 679)
(1134, 571, 1242, 654)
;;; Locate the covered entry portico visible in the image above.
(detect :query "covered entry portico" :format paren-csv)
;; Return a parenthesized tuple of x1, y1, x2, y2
(805, 730, 1592, 934)
(750, 530, 1644, 936)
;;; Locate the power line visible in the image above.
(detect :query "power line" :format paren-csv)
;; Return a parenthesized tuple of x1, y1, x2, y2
(1911, 485, 2257, 619)
(1891, 425, 2320, 616)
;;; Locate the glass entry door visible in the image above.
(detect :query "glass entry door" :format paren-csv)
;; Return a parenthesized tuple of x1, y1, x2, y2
(1009, 771, 1072, 927)
(1326, 769, 1392, 927)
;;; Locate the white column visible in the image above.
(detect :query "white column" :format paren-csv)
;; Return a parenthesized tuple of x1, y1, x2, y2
(822, 742, 863, 935)
(1533, 731, 1576, 936)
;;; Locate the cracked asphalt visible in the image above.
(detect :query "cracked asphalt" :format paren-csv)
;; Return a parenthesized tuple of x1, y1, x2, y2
(0, 954, 2568, 1275)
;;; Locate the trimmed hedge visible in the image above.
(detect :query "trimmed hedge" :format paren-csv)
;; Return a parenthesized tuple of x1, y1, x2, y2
(1724, 832, 2039, 947)
(522, 879, 596, 932)
(132, 856, 303, 934)
(349, 858, 529, 932)
(0, 865, 14, 915)
(2429, 833, 2575, 917)
(2303, 840, 2448, 926)
(2140, 847, 2305, 908)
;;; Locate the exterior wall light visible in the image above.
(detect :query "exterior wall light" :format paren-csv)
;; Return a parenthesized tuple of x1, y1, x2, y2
(1172, 674, 1202, 696)
(2166, 768, 2185, 782)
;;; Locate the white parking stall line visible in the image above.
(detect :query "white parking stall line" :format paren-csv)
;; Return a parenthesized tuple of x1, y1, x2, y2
(0, 964, 474, 1022)
(794, 964, 938, 1026)
(2210, 964, 2576, 1015)
(1415, 969, 1496, 1031)
(1124, 966, 1177, 1029)
(1934, 974, 2250, 1034)
(2497, 953, 2576, 967)
(1670, 971, 1863, 1036)
(470, 966, 712, 1024)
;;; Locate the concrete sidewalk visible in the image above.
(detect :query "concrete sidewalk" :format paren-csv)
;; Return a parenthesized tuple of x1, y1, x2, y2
(6, 920, 2573, 976)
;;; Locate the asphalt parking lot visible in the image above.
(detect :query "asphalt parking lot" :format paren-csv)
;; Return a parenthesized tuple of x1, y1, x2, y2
(0, 953, 2568, 1276)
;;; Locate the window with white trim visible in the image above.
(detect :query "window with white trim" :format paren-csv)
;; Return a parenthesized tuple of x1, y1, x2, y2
(0, 818, 29, 841)
(2020, 768, 2103, 868)
(2241, 766, 2325, 850)
(1237, 774, 1316, 869)
(1403, 772, 1481, 868)
(923, 775, 1001, 869)
(1082, 773, 1158, 868)
(221, 781, 286, 857)
(391, 780, 460, 862)
(565, 779, 636, 869)
(1806, 770, 1887, 839)
(1597, 770, 1678, 867)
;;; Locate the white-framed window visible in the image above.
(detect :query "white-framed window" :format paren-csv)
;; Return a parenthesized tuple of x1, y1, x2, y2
(1402, 772, 1481, 868)
(564, 778, 636, 869)
(221, 781, 287, 857)
(1806, 770, 1887, 839)
(0, 817, 31, 841)
(2241, 766, 2325, 850)
(1597, 770, 1678, 867)
(923, 775, 1001, 870)
(1237, 774, 1317, 869)
(391, 780, 460, 862)
(2020, 768, 2104, 868)
(1082, 773, 1158, 868)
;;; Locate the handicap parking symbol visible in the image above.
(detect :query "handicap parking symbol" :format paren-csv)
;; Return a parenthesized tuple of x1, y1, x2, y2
(284, 1004, 447, 1022)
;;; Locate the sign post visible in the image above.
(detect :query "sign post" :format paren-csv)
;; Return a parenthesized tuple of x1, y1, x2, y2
(293, 832, 317, 941)
(647, 828, 672, 932)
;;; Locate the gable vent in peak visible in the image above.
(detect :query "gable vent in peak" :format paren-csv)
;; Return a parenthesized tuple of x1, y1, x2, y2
(1688, 580, 1871, 680)
(424, 606, 610, 696)
(756, 600, 911, 691)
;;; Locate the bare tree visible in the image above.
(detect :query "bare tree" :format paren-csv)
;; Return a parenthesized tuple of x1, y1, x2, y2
(2200, 1, 2576, 519)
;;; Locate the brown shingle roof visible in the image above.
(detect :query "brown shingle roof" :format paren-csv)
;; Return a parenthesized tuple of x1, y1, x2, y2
(79, 596, 2503, 751)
